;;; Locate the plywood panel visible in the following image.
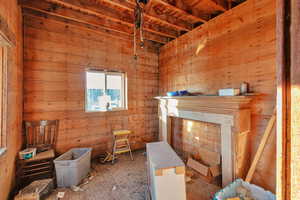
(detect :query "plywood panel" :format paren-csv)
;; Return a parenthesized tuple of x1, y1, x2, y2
(23, 14, 159, 156)
(0, 1, 23, 199)
(159, 0, 276, 192)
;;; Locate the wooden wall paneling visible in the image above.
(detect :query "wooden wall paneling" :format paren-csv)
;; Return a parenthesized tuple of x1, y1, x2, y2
(159, 0, 276, 192)
(0, 1, 23, 199)
(23, 14, 159, 156)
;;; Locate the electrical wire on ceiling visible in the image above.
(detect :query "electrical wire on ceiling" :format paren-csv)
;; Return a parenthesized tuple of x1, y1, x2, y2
(133, 0, 148, 60)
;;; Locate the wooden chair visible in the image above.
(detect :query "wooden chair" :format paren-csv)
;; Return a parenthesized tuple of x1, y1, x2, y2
(16, 120, 59, 188)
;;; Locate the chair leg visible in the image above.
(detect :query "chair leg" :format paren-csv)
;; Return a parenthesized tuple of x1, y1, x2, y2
(112, 141, 116, 164)
(126, 139, 133, 161)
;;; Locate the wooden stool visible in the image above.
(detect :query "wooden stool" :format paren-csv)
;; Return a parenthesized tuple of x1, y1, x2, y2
(112, 130, 133, 163)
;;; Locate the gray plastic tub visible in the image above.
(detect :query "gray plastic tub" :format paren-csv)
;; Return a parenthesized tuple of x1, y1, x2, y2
(54, 148, 92, 187)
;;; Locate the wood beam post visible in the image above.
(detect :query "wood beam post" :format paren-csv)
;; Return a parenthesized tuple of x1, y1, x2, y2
(289, 0, 300, 198)
(275, 0, 300, 199)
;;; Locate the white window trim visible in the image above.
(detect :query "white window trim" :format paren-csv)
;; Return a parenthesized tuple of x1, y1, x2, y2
(85, 70, 128, 112)
(0, 34, 10, 156)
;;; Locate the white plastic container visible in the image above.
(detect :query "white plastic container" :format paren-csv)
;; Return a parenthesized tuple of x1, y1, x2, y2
(54, 148, 92, 187)
(218, 88, 240, 96)
(213, 179, 276, 200)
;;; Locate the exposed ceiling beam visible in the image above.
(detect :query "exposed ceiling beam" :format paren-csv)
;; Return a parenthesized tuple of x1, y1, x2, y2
(21, 3, 170, 44)
(94, 0, 205, 27)
(24, 9, 169, 44)
(23, 10, 132, 40)
(151, 0, 207, 23)
(20, 0, 177, 39)
(45, 0, 179, 37)
(192, 0, 227, 12)
(93, 0, 192, 31)
(23, 12, 164, 49)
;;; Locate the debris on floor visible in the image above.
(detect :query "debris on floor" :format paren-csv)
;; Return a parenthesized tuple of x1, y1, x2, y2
(41, 150, 221, 200)
(99, 151, 114, 164)
(45, 151, 148, 200)
(77, 172, 95, 188)
(185, 168, 194, 183)
(70, 185, 84, 192)
(14, 178, 54, 200)
(56, 192, 65, 199)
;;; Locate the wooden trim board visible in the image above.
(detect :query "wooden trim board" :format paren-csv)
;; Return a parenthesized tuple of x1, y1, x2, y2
(245, 110, 276, 182)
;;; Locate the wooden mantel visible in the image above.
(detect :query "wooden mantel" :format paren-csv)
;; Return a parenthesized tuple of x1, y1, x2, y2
(155, 95, 253, 186)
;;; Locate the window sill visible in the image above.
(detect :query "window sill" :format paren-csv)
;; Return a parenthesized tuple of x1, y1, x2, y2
(0, 148, 7, 157)
(85, 108, 128, 113)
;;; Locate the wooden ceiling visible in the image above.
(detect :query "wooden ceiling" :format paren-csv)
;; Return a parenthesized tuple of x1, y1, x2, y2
(20, 0, 246, 45)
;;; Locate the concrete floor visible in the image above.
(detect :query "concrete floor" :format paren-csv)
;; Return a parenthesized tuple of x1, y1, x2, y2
(46, 150, 220, 200)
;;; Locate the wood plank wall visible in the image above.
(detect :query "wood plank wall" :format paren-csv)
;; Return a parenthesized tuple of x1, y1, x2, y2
(0, 0, 23, 199)
(23, 14, 159, 156)
(159, 0, 276, 192)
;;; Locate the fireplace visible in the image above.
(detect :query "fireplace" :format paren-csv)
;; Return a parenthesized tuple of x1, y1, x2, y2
(155, 96, 253, 187)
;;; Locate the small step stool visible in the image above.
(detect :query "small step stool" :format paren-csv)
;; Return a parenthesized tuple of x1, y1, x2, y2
(112, 130, 133, 163)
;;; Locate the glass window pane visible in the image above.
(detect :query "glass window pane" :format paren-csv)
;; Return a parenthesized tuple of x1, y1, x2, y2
(86, 72, 106, 111)
(107, 75, 122, 109)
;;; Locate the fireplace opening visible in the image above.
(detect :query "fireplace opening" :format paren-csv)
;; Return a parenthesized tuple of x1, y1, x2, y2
(170, 117, 222, 187)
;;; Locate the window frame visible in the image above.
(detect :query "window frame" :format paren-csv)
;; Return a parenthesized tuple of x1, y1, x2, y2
(85, 70, 127, 112)
(0, 36, 9, 155)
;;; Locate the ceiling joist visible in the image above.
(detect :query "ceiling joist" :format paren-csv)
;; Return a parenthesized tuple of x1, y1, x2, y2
(20, 0, 247, 45)
(151, 0, 207, 23)
(94, 0, 192, 31)
(198, 0, 227, 11)
(21, 3, 170, 44)
(20, 0, 177, 39)
(46, 0, 179, 38)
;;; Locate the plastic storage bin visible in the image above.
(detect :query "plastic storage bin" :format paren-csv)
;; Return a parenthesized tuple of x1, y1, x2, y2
(54, 148, 92, 187)
(213, 179, 276, 200)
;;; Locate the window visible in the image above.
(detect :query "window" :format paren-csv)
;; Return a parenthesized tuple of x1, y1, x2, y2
(0, 41, 8, 154)
(85, 70, 127, 112)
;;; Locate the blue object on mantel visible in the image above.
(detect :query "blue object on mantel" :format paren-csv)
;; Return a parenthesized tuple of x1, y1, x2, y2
(178, 90, 188, 96)
(166, 90, 189, 97)
(167, 91, 179, 96)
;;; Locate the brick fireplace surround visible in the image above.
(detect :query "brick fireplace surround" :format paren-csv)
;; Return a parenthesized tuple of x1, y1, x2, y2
(155, 96, 253, 186)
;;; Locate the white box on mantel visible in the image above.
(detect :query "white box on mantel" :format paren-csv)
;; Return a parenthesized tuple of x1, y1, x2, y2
(218, 88, 240, 96)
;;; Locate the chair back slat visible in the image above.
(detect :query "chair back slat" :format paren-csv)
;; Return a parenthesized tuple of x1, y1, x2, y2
(24, 120, 59, 152)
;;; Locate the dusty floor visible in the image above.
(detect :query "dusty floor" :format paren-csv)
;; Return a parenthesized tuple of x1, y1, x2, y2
(47, 150, 220, 200)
